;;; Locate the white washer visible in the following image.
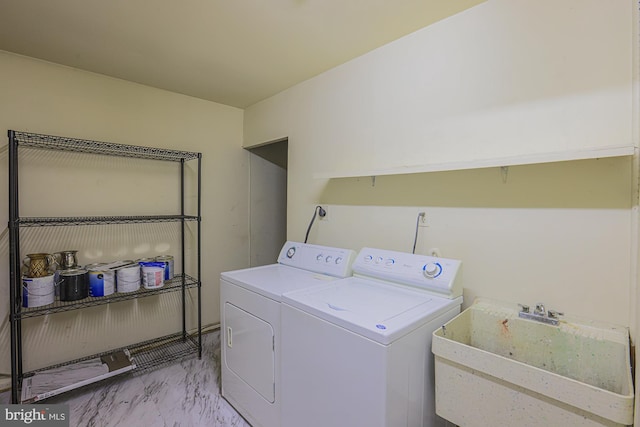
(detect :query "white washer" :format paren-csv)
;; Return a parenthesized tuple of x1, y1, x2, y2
(220, 241, 356, 427)
(281, 247, 463, 427)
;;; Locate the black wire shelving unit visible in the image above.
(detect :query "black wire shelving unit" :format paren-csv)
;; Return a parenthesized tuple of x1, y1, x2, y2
(8, 130, 203, 404)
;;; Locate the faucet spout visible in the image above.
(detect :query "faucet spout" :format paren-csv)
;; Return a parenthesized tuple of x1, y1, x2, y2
(534, 303, 546, 316)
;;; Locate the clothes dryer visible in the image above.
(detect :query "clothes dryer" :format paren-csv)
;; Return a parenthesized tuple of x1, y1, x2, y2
(220, 241, 356, 427)
(281, 247, 463, 427)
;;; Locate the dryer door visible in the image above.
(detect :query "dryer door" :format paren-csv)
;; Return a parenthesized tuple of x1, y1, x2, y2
(224, 302, 275, 402)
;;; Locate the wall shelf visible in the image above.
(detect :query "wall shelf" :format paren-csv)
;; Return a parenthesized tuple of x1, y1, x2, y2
(313, 145, 636, 179)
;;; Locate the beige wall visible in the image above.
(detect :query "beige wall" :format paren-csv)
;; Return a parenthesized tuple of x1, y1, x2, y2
(0, 0, 637, 418)
(249, 149, 287, 267)
(246, 0, 633, 170)
(246, 3, 639, 421)
(0, 51, 248, 372)
(244, 0, 636, 325)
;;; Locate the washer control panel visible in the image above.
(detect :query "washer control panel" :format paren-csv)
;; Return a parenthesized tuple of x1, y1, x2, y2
(278, 241, 356, 278)
(353, 247, 462, 298)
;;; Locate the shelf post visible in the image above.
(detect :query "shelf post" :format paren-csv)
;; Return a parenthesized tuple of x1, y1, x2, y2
(181, 159, 186, 340)
(8, 130, 21, 403)
(197, 153, 202, 358)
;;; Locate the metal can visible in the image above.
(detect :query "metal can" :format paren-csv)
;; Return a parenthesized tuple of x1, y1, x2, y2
(116, 264, 141, 293)
(155, 255, 174, 280)
(86, 263, 115, 297)
(58, 268, 89, 301)
(140, 262, 165, 289)
(22, 274, 55, 308)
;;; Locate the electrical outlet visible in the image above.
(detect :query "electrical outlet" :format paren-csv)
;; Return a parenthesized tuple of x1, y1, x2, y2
(429, 248, 442, 257)
(319, 205, 329, 221)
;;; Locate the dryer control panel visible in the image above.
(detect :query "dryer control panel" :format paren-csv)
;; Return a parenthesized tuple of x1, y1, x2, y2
(278, 241, 356, 278)
(353, 248, 462, 299)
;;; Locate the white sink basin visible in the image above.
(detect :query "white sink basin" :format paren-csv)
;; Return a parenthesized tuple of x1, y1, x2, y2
(432, 298, 634, 426)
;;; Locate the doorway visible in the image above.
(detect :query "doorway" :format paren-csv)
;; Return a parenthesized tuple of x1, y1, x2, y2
(247, 138, 288, 267)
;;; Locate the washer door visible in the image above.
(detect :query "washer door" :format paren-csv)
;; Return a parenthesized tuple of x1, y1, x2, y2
(224, 302, 275, 402)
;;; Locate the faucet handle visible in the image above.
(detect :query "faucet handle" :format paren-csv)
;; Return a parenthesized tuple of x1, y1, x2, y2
(548, 309, 564, 319)
(518, 303, 529, 313)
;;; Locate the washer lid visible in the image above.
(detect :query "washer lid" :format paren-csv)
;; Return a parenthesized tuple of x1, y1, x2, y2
(221, 264, 339, 301)
(282, 277, 462, 344)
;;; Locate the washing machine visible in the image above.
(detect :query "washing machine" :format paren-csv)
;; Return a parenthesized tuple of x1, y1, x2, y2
(220, 241, 356, 427)
(280, 247, 463, 427)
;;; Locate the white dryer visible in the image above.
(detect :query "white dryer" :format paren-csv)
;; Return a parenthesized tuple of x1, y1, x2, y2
(220, 241, 356, 427)
(280, 247, 463, 427)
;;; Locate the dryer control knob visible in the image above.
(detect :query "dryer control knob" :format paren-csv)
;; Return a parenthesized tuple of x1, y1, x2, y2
(335, 257, 343, 264)
(364, 255, 373, 262)
(325, 255, 333, 263)
(375, 256, 383, 264)
(385, 258, 395, 266)
(423, 262, 441, 278)
(316, 254, 324, 261)
(286, 247, 296, 258)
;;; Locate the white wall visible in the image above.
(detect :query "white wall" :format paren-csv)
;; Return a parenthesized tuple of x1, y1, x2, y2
(249, 147, 287, 267)
(244, 0, 636, 329)
(246, 3, 638, 421)
(246, 0, 633, 173)
(0, 51, 248, 372)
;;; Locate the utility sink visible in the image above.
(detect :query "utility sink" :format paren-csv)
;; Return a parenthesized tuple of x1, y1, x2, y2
(432, 298, 634, 427)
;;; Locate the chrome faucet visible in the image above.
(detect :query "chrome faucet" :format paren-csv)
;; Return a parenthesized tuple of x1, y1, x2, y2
(518, 302, 563, 326)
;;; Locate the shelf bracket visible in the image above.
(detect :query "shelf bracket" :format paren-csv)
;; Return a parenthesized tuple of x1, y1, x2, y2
(500, 166, 509, 184)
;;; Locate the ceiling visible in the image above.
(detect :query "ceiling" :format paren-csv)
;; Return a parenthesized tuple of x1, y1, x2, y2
(0, 0, 484, 108)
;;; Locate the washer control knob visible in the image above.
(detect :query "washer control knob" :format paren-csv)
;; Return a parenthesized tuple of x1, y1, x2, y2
(325, 255, 333, 263)
(375, 256, 383, 264)
(335, 257, 343, 264)
(286, 247, 296, 258)
(423, 262, 441, 278)
(316, 254, 324, 261)
(385, 258, 395, 266)
(364, 255, 373, 262)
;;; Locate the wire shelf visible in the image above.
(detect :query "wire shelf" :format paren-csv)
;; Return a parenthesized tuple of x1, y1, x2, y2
(17, 215, 200, 227)
(129, 333, 200, 373)
(17, 274, 199, 319)
(20, 332, 200, 403)
(12, 131, 200, 162)
(23, 332, 199, 377)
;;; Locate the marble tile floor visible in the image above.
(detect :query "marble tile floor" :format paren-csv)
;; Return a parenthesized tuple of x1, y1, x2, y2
(0, 330, 251, 427)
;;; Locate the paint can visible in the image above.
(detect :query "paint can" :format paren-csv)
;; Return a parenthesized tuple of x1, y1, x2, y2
(116, 264, 140, 293)
(139, 261, 165, 289)
(155, 255, 174, 280)
(58, 268, 89, 301)
(53, 269, 60, 297)
(86, 263, 115, 297)
(22, 274, 55, 308)
(104, 260, 135, 270)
